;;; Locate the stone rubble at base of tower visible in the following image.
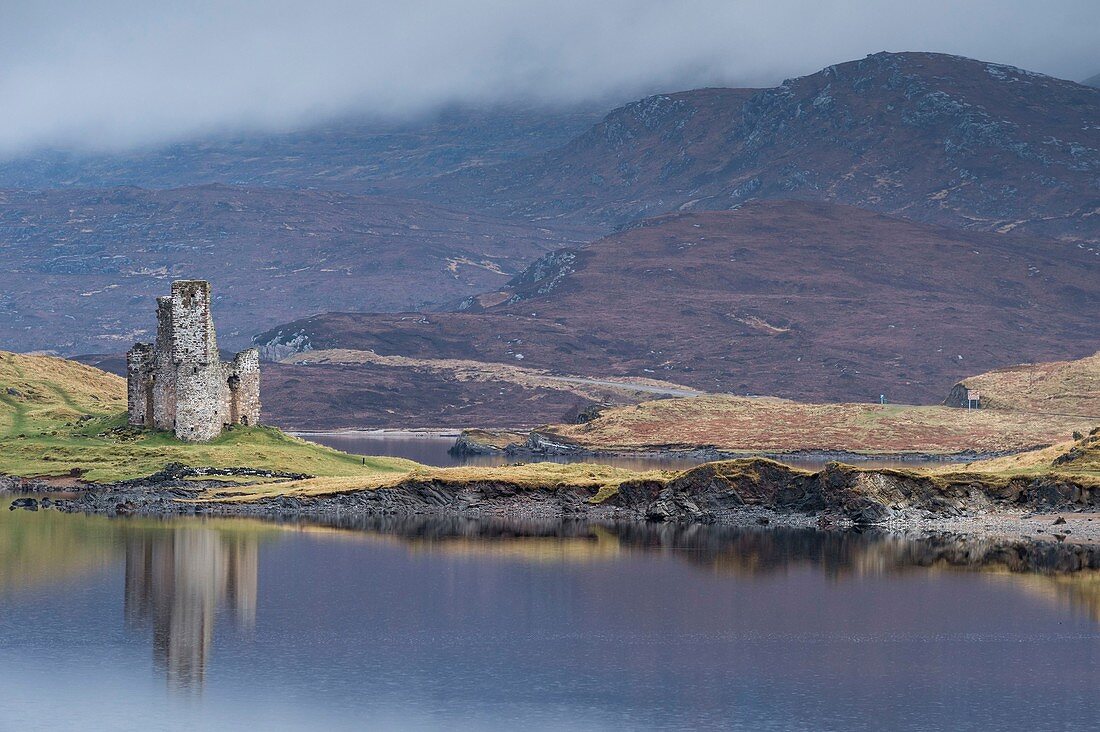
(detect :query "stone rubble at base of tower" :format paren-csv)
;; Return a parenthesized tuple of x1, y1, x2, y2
(126, 280, 260, 442)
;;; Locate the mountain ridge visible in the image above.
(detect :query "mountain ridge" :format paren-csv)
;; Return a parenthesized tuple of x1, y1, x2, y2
(425, 52, 1100, 242)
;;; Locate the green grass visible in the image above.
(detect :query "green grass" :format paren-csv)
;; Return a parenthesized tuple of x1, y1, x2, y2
(0, 351, 128, 438)
(0, 351, 416, 482)
(0, 423, 419, 482)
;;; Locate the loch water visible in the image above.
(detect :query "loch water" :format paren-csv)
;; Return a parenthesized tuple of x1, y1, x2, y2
(1, 496, 1098, 731)
(296, 431, 949, 472)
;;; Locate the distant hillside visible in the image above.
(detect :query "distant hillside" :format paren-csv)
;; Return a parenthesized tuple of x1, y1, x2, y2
(255, 200, 1100, 422)
(0, 185, 595, 352)
(259, 353, 689, 430)
(428, 52, 1100, 242)
(945, 352, 1100, 416)
(1083, 73, 1100, 89)
(5, 51, 1098, 359)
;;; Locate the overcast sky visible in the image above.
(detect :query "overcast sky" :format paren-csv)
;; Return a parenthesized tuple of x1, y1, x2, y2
(1, 0, 1097, 155)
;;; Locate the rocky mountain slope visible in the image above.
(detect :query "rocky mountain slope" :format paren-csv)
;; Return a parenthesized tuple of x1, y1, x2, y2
(428, 52, 1100, 242)
(255, 200, 1100, 420)
(5, 51, 1099, 361)
(0, 185, 594, 352)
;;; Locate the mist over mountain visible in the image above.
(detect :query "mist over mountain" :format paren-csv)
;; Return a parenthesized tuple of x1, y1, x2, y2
(2, 1, 1098, 156)
(0, 106, 604, 191)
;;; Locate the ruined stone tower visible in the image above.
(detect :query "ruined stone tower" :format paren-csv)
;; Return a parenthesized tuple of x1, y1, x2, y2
(127, 280, 260, 442)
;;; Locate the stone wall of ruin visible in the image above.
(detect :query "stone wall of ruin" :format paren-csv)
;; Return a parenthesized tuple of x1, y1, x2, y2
(169, 281, 217, 365)
(127, 280, 262, 442)
(168, 281, 225, 441)
(224, 349, 262, 427)
(126, 343, 154, 428)
(151, 297, 176, 430)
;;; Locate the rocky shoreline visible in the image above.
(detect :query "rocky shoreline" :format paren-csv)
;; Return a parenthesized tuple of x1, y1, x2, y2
(7, 458, 1100, 544)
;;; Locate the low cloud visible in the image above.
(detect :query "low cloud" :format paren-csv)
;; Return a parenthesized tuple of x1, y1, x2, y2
(1, 0, 1097, 154)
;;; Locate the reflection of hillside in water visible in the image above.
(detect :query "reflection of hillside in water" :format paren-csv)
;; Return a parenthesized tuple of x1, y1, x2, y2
(5, 502, 1100, 695)
(310, 515, 1100, 620)
(124, 528, 258, 691)
(0, 497, 118, 593)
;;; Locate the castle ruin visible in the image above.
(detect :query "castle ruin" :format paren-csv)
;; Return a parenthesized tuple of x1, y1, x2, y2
(127, 280, 260, 442)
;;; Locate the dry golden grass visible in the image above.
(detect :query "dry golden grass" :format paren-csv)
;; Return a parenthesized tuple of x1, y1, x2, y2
(946, 428, 1100, 483)
(459, 428, 528, 449)
(542, 394, 1093, 455)
(200, 461, 674, 502)
(0, 351, 126, 437)
(952, 351, 1100, 416)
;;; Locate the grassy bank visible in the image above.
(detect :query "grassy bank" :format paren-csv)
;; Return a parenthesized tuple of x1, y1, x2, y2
(197, 461, 677, 502)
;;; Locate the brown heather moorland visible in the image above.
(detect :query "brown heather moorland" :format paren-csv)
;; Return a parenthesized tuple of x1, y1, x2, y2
(257, 201, 1100, 422)
(535, 395, 1093, 456)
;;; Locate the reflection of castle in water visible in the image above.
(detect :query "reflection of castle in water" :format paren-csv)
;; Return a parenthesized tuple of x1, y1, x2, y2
(124, 528, 258, 690)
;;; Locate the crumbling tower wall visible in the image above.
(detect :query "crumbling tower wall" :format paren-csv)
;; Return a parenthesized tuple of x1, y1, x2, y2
(169, 281, 225, 441)
(151, 297, 176, 429)
(126, 343, 155, 428)
(224, 349, 261, 427)
(127, 280, 261, 442)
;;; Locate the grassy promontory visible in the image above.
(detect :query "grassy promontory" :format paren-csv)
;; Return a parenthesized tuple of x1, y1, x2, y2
(525, 395, 1094, 457)
(0, 351, 415, 483)
(0, 352, 655, 496)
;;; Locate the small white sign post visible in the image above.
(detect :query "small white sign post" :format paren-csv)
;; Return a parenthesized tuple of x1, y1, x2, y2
(966, 389, 980, 412)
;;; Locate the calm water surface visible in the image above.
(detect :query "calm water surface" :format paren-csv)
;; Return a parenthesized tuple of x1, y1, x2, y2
(1, 496, 1098, 731)
(297, 432, 947, 472)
